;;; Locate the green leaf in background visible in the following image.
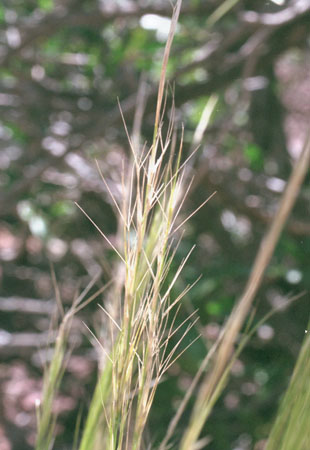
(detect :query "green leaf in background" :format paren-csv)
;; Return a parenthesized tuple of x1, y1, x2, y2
(50, 201, 75, 217)
(42, 35, 66, 55)
(243, 143, 264, 170)
(205, 295, 235, 317)
(206, 300, 223, 316)
(0, 5, 5, 22)
(38, 0, 54, 12)
(3, 122, 27, 144)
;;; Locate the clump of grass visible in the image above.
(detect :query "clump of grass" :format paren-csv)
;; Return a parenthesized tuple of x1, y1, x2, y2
(35, 0, 310, 448)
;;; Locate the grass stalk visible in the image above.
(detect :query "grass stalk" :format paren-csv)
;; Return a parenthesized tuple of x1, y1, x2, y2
(35, 314, 71, 450)
(36, 273, 106, 450)
(180, 132, 310, 449)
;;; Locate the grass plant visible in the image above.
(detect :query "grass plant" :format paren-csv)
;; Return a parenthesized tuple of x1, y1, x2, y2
(35, 1, 310, 449)
(78, 2, 199, 448)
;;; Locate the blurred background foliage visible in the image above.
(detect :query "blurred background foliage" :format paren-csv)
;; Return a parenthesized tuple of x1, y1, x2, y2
(0, 0, 310, 449)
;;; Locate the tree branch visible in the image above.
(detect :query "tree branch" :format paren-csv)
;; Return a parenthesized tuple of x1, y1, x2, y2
(242, 0, 310, 27)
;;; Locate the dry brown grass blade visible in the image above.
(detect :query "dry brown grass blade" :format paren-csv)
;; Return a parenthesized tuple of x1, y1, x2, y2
(153, 0, 182, 141)
(181, 131, 310, 448)
(212, 131, 310, 387)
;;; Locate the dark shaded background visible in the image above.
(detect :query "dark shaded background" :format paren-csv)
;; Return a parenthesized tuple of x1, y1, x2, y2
(0, 0, 310, 449)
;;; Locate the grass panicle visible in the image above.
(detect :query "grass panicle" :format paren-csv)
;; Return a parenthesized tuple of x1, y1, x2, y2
(77, 1, 197, 448)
